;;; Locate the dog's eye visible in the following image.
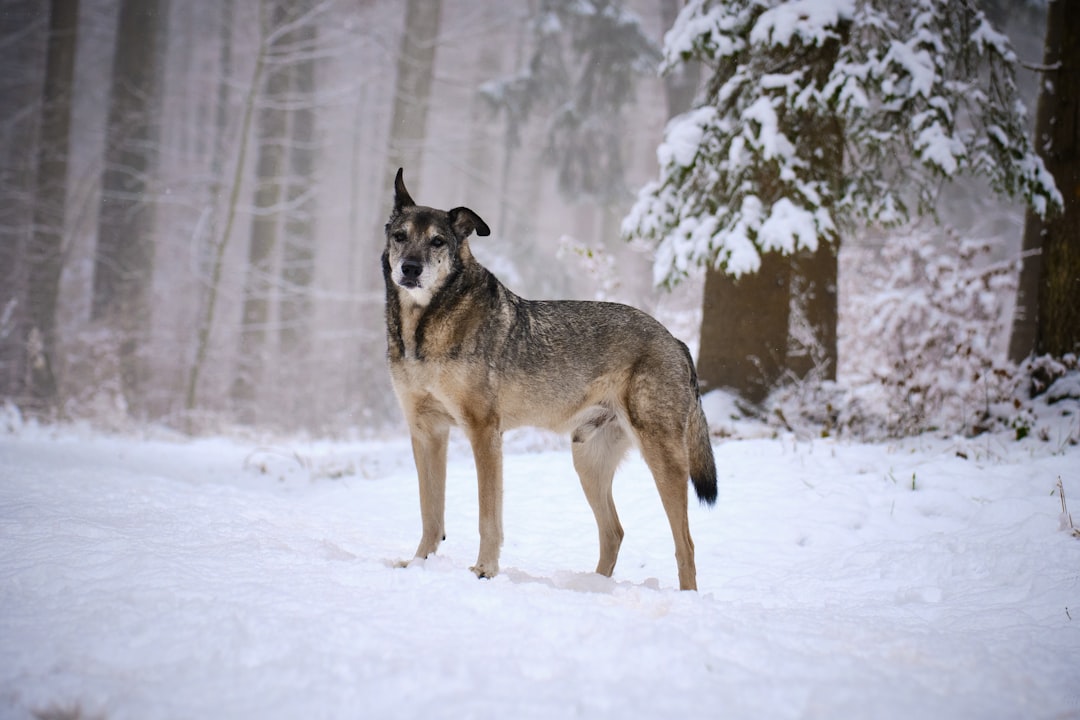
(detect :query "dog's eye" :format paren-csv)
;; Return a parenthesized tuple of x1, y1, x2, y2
(430, 236, 446, 248)
(392, 231, 406, 243)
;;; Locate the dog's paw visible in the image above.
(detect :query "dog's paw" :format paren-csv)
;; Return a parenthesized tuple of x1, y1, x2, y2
(470, 563, 498, 580)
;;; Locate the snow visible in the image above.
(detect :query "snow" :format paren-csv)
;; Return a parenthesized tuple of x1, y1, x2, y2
(885, 38, 936, 99)
(661, 2, 744, 70)
(1048, 374, 1080, 404)
(971, 14, 1016, 62)
(914, 120, 965, 176)
(2, 420, 1080, 719)
(757, 197, 820, 255)
(656, 106, 715, 170)
(749, 0, 855, 48)
(741, 96, 792, 161)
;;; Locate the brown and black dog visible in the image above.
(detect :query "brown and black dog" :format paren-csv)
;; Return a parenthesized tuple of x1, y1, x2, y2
(383, 169, 716, 590)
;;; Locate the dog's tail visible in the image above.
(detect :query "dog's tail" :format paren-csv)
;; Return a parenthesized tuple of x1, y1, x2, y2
(683, 347, 717, 506)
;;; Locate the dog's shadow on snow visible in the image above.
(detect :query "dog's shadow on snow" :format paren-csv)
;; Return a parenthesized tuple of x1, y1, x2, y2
(384, 557, 669, 594)
(500, 567, 665, 595)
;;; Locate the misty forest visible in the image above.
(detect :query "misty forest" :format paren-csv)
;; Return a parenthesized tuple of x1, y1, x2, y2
(2, 0, 1078, 440)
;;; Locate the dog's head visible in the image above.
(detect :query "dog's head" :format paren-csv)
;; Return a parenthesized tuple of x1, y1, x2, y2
(384, 168, 490, 306)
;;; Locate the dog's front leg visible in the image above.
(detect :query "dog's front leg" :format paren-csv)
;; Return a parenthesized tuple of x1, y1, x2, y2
(466, 420, 503, 579)
(408, 423, 449, 562)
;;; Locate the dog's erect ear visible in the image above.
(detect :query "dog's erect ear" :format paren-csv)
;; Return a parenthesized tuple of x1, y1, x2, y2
(448, 207, 491, 239)
(393, 168, 415, 213)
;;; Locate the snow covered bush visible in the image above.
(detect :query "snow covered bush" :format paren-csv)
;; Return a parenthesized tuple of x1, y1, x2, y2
(58, 328, 130, 429)
(846, 230, 1019, 436)
(758, 233, 1080, 442)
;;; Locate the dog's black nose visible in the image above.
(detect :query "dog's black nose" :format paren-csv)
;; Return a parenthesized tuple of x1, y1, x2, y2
(401, 259, 423, 279)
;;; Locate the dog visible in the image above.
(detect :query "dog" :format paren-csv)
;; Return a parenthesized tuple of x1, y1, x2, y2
(383, 169, 717, 591)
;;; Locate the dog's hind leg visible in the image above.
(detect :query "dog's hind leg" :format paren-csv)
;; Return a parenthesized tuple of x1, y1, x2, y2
(637, 432, 697, 590)
(572, 413, 631, 577)
(624, 362, 700, 590)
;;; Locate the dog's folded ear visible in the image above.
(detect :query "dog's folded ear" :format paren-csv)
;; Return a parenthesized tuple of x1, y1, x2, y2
(449, 207, 491, 239)
(393, 168, 415, 212)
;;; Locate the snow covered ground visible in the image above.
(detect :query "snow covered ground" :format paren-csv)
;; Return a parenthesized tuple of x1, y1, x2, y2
(2, 411, 1079, 719)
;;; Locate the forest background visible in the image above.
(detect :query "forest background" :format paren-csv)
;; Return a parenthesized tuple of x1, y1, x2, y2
(0, 0, 1075, 441)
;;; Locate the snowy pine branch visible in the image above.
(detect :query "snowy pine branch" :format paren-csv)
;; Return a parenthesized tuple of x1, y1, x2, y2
(626, 0, 1062, 288)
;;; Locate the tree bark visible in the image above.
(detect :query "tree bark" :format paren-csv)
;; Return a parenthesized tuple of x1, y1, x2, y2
(0, 0, 46, 402)
(1010, 0, 1080, 360)
(383, 0, 441, 200)
(787, 243, 838, 381)
(91, 0, 169, 415)
(697, 253, 791, 405)
(231, 0, 289, 424)
(278, 2, 318, 426)
(185, 0, 258, 421)
(25, 0, 79, 411)
(695, 21, 842, 403)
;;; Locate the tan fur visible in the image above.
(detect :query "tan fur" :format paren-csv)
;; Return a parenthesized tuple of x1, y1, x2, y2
(383, 169, 717, 590)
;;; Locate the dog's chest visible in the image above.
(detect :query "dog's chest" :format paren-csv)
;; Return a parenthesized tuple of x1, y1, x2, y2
(395, 294, 483, 363)
(390, 304, 479, 392)
(397, 303, 425, 360)
(389, 354, 491, 424)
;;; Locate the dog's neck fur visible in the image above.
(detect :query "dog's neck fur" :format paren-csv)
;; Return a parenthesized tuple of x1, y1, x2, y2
(384, 244, 495, 363)
(396, 292, 429, 360)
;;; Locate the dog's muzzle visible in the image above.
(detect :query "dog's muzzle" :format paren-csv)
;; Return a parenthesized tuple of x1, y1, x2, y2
(399, 259, 423, 288)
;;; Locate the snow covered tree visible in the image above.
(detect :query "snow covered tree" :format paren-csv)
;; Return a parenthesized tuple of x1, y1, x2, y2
(625, 0, 1061, 402)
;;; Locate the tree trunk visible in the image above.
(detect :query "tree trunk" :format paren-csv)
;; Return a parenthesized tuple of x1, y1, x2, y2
(91, 0, 169, 416)
(184, 0, 259, 421)
(383, 0, 441, 200)
(0, 0, 47, 402)
(351, 0, 442, 424)
(788, 23, 844, 384)
(231, 0, 288, 425)
(787, 54, 843, 383)
(1011, 0, 1080, 360)
(696, 22, 842, 403)
(697, 253, 791, 405)
(25, 0, 79, 412)
(278, 3, 318, 427)
(787, 243, 838, 381)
